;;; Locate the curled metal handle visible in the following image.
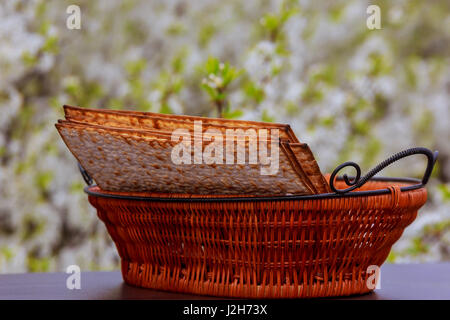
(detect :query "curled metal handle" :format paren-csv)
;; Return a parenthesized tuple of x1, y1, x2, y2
(329, 147, 438, 194)
(78, 162, 93, 186)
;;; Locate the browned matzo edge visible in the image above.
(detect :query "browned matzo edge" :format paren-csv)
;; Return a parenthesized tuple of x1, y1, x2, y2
(286, 143, 331, 193)
(58, 120, 322, 193)
(56, 122, 317, 195)
(59, 119, 284, 142)
(63, 105, 300, 143)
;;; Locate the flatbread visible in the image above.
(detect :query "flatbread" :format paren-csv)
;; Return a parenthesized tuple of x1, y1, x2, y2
(56, 121, 319, 195)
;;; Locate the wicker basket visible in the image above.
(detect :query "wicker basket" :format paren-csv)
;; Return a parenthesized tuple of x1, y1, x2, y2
(82, 147, 438, 298)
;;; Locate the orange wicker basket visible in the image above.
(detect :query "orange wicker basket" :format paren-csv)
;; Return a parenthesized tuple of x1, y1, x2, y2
(81, 147, 437, 298)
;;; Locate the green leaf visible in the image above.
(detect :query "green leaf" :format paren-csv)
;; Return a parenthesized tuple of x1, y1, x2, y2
(34, 171, 54, 191)
(0, 247, 14, 262)
(362, 137, 381, 167)
(21, 51, 38, 67)
(171, 49, 188, 74)
(262, 110, 275, 122)
(319, 117, 335, 127)
(437, 184, 450, 202)
(244, 81, 265, 104)
(42, 36, 59, 54)
(301, 85, 323, 103)
(125, 59, 147, 77)
(201, 84, 218, 99)
(166, 23, 186, 36)
(38, 20, 50, 35)
(200, 56, 241, 116)
(386, 251, 397, 263)
(311, 65, 337, 85)
(159, 103, 173, 114)
(223, 109, 244, 119)
(261, 14, 280, 32)
(27, 256, 51, 273)
(369, 52, 391, 77)
(406, 237, 429, 256)
(204, 56, 221, 74)
(198, 24, 216, 47)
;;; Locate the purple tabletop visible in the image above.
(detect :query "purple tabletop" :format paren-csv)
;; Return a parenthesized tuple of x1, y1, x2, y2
(1, 263, 449, 300)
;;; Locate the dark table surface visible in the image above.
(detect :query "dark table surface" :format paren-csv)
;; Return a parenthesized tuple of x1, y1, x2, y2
(1, 263, 449, 300)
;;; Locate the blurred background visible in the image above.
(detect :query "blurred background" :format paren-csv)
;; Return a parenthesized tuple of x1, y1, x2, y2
(0, 0, 449, 273)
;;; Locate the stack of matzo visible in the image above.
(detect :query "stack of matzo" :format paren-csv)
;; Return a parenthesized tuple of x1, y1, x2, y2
(56, 105, 330, 196)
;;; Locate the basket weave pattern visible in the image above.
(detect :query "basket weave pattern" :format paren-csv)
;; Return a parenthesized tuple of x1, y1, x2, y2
(88, 179, 427, 298)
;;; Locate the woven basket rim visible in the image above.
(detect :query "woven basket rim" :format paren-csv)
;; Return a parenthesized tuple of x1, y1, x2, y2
(84, 176, 423, 202)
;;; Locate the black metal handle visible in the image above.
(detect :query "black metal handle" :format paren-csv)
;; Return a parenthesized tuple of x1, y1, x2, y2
(329, 147, 438, 194)
(78, 162, 93, 186)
